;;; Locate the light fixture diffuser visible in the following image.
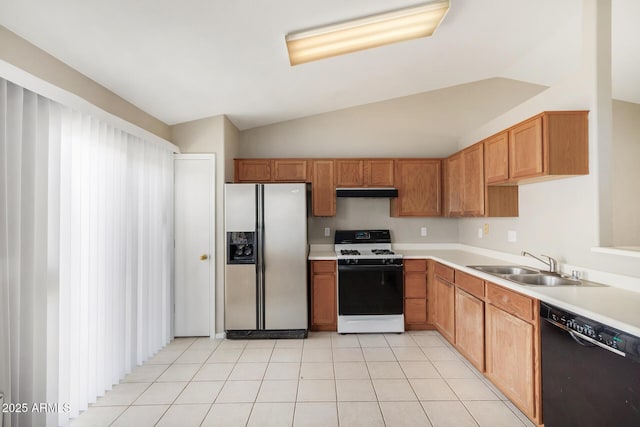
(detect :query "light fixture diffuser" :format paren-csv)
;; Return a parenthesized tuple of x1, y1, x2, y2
(285, 0, 450, 66)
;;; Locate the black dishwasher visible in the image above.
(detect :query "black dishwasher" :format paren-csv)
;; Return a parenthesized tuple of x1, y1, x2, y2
(540, 302, 640, 426)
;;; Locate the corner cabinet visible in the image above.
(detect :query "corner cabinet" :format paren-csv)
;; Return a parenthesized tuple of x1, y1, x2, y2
(391, 159, 442, 217)
(310, 260, 337, 331)
(445, 143, 484, 217)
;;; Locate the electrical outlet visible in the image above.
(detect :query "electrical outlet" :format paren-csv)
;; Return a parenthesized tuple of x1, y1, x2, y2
(420, 227, 428, 237)
(483, 223, 489, 235)
(478, 228, 483, 238)
(324, 227, 331, 237)
(507, 230, 517, 242)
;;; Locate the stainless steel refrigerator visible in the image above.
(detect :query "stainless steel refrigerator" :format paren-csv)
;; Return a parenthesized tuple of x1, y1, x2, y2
(224, 183, 308, 339)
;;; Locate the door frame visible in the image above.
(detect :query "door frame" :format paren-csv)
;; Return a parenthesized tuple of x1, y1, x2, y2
(173, 153, 216, 337)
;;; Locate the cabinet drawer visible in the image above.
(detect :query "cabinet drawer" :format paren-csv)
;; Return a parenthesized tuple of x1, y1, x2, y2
(405, 273, 427, 298)
(404, 259, 427, 272)
(405, 299, 427, 324)
(486, 282, 534, 322)
(312, 260, 336, 274)
(455, 271, 485, 299)
(434, 263, 454, 282)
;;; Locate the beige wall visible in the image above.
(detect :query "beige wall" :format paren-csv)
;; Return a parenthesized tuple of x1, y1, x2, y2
(0, 25, 170, 140)
(239, 78, 545, 244)
(171, 115, 240, 335)
(612, 100, 640, 247)
(459, 1, 639, 279)
(240, 78, 546, 158)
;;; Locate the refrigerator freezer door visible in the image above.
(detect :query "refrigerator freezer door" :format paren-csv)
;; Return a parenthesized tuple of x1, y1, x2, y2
(225, 184, 256, 232)
(225, 264, 257, 330)
(263, 184, 308, 330)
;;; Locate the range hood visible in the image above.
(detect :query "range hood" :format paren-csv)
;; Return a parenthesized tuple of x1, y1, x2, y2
(336, 187, 399, 198)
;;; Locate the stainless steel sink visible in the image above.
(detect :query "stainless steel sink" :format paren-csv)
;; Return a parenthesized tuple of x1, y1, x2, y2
(469, 265, 539, 275)
(468, 265, 584, 286)
(504, 274, 581, 286)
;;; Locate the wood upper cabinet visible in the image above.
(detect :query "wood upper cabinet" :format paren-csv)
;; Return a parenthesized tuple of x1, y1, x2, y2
(335, 160, 364, 187)
(510, 116, 544, 179)
(272, 159, 309, 182)
(391, 159, 442, 217)
(404, 259, 429, 330)
(454, 287, 484, 372)
(508, 111, 589, 182)
(463, 143, 485, 216)
(365, 159, 395, 187)
(310, 261, 337, 331)
(445, 143, 484, 217)
(335, 159, 395, 187)
(235, 159, 271, 182)
(311, 160, 336, 217)
(484, 131, 509, 184)
(445, 152, 463, 216)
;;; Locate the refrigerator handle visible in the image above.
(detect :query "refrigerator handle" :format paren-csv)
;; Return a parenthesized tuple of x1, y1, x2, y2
(256, 184, 266, 330)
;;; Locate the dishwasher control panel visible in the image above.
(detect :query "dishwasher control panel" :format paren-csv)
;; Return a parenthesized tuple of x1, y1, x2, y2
(541, 303, 640, 360)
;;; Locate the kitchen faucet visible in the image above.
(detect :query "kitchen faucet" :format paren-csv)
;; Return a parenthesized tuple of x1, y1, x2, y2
(521, 251, 559, 274)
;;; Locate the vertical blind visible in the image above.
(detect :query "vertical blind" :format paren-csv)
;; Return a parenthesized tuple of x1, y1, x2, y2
(0, 78, 174, 427)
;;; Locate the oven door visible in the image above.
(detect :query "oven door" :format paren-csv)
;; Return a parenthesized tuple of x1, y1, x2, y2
(338, 264, 403, 315)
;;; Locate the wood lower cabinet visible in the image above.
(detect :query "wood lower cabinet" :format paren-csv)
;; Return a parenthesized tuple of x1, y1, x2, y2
(454, 288, 484, 371)
(234, 159, 271, 182)
(311, 160, 336, 217)
(432, 264, 455, 343)
(485, 283, 540, 424)
(404, 259, 429, 329)
(310, 260, 337, 331)
(391, 159, 442, 217)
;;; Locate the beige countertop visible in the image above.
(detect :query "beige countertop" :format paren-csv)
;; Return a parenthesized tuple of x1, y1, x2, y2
(308, 245, 640, 337)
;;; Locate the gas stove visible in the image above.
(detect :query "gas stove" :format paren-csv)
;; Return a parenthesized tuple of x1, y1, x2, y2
(334, 229, 404, 334)
(334, 230, 403, 265)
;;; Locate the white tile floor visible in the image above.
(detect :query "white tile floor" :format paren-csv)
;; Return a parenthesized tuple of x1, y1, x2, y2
(70, 330, 536, 427)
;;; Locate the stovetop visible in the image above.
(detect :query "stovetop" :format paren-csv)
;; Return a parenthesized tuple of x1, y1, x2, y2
(334, 230, 403, 260)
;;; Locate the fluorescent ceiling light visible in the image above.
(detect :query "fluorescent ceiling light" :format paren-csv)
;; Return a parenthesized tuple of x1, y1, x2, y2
(285, 0, 450, 66)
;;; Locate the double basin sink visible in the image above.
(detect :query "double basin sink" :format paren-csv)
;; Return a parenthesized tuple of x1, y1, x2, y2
(469, 265, 582, 286)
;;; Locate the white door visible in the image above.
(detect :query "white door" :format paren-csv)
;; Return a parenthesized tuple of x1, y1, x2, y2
(174, 154, 215, 336)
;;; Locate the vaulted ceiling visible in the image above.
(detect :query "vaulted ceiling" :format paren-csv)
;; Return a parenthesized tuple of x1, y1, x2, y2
(0, 0, 636, 130)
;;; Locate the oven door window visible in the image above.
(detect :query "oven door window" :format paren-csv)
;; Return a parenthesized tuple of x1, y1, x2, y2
(338, 265, 403, 315)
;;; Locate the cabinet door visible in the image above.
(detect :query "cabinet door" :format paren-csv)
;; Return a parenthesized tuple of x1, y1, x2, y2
(485, 304, 535, 418)
(509, 117, 543, 179)
(445, 153, 463, 217)
(312, 160, 336, 216)
(433, 276, 455, 343)
(311, 269, 337, 331)
(391, 159, 442, 217)
(484, 132, 509, 184)
(405, 299, 427, 325)
(335, 160, 364, 187)
(365, 159, 395, 187)
(235, 159, 271, 182)
(463, 143, 485, 216)
(454, 288, 484, 371)
(272, 159, 308, 182)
